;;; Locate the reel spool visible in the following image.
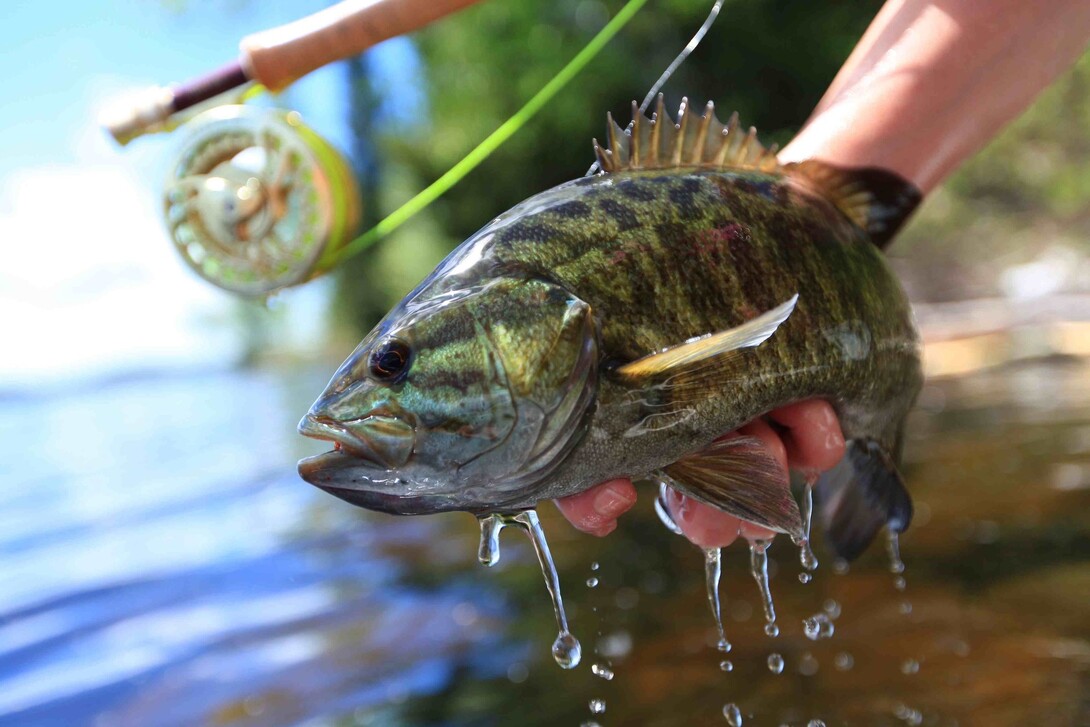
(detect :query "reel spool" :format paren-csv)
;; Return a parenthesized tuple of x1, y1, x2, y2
(163, 105, 360, 296)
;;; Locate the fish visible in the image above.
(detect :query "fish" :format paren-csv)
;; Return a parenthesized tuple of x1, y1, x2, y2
(297, 97, 924, 560)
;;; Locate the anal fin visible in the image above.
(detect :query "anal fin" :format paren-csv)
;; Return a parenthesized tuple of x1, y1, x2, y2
(662, 436, 802, 538)
(814, 438, 913, 561)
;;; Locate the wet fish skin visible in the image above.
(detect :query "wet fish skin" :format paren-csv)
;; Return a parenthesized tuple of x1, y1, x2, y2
(299, 144, 922, 555)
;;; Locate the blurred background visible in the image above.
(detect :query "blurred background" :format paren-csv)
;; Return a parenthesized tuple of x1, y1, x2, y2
(2, 1, 1090, 725)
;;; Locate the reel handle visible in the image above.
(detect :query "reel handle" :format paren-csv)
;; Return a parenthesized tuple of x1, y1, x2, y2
(241, 0, 480, 92)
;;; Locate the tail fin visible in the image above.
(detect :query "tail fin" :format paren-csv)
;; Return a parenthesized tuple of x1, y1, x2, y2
(814, 438, 913, 561)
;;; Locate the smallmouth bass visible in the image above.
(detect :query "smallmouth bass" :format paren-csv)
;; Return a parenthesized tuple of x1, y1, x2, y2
(298, 98, 923, 559)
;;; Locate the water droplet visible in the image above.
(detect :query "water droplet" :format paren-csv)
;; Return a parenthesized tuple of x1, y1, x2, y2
(894, 703, 923, 725)
(798, 652, 819, 676)
(834, 652, 854, 671)
(506, 510, 581, 669)
(590, 561, 600, 571)
(803, 613, 835, 640)
(748, 539, 778, 638)
(899, 600, 913, 615)
(552, 631, 581, 669)
(654, 477, 684, 535)
(589, 698, 606, 715)
(832, 558, 850, 575)
(586, 577, 599, 588)
(886, 529, 905, 574)
(798, 572, 812, 584)
(808, 720, 826, 727)
(901, 658, 920, 675)
(723, 703, 743, 725)
(703, 548, 732, 654)
(591, 663, 614, 680)
(823, 599, 841, 619)
(581, 722, 602, 727)
(476, 513, 505, 567)
(597, 630, 633, 659)
(767, 653, 785, 674)
(719, 660, 733, 672)
(717, 638, 732, 653)
(794, 478, 820, 573)
(894, 576, 907, 591)
(507, 662, 529, 683)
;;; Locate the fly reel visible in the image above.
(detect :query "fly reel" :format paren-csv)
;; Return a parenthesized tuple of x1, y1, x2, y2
(163, 105, 360, 296)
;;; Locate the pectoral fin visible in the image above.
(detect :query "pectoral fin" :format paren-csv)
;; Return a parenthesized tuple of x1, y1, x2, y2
(616, 294, 798, 384)
(662, 436, 803, 538)
(814, 438, 913, 561)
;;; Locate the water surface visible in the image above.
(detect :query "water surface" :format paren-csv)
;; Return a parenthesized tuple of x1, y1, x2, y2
(2, 358, 1089, 726)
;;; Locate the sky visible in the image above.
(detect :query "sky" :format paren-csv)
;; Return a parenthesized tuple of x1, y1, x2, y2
(0, 0, 421, 389)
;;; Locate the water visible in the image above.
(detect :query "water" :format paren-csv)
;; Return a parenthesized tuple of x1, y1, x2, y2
(722, 703, 743, 725)
(886, 530, 905, 574)
(767, 653, 785, 674)
(794, 478, 820, 576)
(802, 613, 835, 640)
(507, 510, 582, 670)
(703, 547, 731, 653)
(4, 359, 1090, 725)
(591, 663, 614, 680)
(748, 540, 779, 637)
(477, 513, 505, 566)
(654, 478, 684, 535)
(476, 510, 582, 669)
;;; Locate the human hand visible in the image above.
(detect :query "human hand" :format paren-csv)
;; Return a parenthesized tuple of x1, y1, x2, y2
(553, 399, 846, 548)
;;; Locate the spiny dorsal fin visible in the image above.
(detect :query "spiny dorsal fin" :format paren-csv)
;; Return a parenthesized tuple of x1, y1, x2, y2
(591, 97, 925, 249)
(593, 95, 781, 175)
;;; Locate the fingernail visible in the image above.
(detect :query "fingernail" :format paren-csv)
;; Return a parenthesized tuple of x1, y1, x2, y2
(593, 482, 635, 517)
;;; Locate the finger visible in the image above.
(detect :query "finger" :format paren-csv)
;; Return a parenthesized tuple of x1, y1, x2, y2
(554, 479, 637, 537)
(768, 399, 846, 473)
(664, 487, 743, 549)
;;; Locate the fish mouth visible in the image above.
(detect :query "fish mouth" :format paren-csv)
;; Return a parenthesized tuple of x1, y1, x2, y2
(297, 414, 413, 469)
(297, 449, 463, 515)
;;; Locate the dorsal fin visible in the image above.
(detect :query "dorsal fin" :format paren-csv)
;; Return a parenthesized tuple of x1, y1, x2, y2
(592, 97, 924, 249)
(593, 95, 781, 175)
(785, 160, 923, 249)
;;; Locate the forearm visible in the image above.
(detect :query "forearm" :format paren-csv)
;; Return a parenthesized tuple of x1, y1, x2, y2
(779, 0, 1090, 194)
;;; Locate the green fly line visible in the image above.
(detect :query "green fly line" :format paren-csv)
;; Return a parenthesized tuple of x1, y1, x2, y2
(333, 0, 652, 265)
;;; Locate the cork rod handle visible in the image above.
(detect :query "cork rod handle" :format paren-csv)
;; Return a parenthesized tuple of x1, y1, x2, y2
(240, 0, 481, 92)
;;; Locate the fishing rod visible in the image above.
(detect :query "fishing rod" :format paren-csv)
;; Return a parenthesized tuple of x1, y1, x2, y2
(102, 0, 480, 146)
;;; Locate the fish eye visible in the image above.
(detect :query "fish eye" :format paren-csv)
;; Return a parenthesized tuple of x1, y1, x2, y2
(368, 338, 412, 383)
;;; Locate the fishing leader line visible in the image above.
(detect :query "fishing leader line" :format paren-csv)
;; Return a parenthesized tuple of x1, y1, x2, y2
(586, 0, 728, 175)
